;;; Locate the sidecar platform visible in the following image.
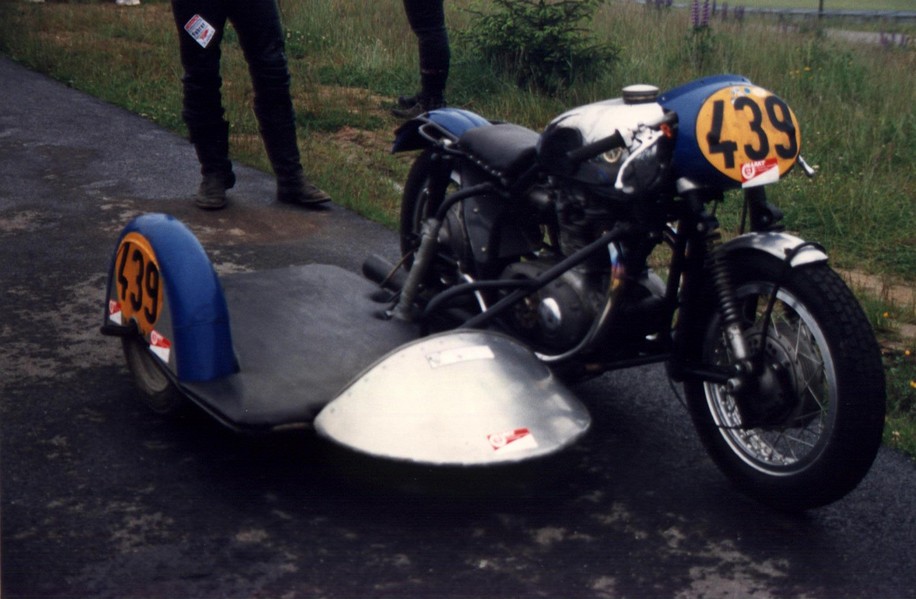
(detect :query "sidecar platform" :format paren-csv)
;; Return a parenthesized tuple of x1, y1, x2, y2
(104, 213, 591, 467)
(182, 264, 419, 431)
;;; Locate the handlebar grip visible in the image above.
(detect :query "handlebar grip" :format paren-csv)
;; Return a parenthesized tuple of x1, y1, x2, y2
(565, 131, 626, 166)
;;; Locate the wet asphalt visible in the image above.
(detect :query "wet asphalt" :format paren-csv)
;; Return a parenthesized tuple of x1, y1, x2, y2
(1, 55, 915, 598)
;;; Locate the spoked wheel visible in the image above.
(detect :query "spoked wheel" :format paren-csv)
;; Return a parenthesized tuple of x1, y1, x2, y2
(685, 254, 885, 511)
(122, 335, 187, 417)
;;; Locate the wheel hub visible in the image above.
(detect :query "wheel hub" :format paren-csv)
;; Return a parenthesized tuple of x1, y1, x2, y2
(732, 321, 815, 429)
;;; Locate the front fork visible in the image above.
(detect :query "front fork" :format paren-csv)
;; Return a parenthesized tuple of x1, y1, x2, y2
(673, 186, 785, 387)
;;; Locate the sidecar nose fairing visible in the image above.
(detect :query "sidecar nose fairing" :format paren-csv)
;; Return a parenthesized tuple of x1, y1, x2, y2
(315, 330, 591, 467)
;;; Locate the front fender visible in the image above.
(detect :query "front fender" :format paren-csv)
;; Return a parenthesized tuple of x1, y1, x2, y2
(391, 107, 491, 153)
(719, 232, 828, 267)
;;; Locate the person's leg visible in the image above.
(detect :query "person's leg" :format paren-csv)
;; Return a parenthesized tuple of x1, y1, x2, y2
(171, 0, 235, 208)
(395, 0, 449, 115)
(229, 0, 329, 204)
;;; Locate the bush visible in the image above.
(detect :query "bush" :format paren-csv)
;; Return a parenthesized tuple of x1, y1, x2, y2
(459, 0, 620, 93)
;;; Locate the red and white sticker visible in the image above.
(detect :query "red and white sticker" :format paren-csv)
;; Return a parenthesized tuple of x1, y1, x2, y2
(149, 330, 172, 363)
(184, 14, 216, 48)
(108, 299, 123, 325)
(487, 428, 538, 453)
(741, 157, 779, 188)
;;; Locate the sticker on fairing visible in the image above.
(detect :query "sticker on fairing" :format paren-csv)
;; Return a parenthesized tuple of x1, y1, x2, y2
(108, 299, 123, 325)
(487, 428, 539, 453)
(149, 330, 172, 363)
(426, 345, 496, 369)
(184, 14, 216, 48)
(741, 157, 780, 188)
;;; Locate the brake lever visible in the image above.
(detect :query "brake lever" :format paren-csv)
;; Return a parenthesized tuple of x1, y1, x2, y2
(614, 126, 665, 193)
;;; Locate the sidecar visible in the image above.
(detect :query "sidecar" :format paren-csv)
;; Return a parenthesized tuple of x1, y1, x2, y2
(101, 213, 591, 467)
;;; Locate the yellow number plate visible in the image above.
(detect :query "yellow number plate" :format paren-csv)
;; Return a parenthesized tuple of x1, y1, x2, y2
(695, 85, 801, 186)
(114, 232, 164, 335)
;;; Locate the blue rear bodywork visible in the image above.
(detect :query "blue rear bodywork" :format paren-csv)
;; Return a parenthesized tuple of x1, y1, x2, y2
(391, 107, 491, 153)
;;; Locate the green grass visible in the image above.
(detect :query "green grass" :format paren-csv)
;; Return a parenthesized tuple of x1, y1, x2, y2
(0, 0, 913, 457)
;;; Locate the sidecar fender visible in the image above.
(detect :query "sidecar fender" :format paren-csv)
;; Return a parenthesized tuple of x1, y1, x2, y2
(102, 213, 237, 382)
(719, 232, 828, 267)
(315, 330, 591, 467)
(391, 107, 491, 153)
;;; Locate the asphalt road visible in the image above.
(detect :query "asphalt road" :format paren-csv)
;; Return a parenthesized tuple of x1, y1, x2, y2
(1, 56, 914, 599)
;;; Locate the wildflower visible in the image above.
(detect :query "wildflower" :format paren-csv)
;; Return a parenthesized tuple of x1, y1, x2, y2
(910, 380, 916, 390)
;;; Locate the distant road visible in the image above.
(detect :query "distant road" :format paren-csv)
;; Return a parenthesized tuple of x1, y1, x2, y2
(631, 0, 916, 21)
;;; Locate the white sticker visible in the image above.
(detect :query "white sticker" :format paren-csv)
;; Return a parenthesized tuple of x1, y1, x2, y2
(184, 14, 216, 49)
(426, 345, 495, 369)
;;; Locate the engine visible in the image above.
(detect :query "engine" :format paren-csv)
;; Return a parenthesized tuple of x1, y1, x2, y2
(499, 259, 605, 354)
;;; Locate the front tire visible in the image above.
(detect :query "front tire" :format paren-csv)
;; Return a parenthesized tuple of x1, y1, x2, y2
(685, 253, 885, 511)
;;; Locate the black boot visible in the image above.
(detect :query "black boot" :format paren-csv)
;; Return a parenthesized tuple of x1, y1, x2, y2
(277, 171, 331, 206)
(189, 122, 235, 210)
(391, 93, 446, 119)
(259, 117, 330, 206)
(195, 171, 236, 210)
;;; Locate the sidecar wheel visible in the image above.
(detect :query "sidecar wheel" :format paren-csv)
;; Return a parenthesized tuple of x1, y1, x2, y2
(684, 254, 885, 511)
(122, 336, 188, 417)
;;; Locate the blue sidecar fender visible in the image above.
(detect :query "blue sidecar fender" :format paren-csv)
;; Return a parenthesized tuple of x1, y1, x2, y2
(103, 213, 238, 383)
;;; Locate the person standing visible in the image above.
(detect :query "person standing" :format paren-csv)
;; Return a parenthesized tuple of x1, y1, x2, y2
(170, 0, 330, 210)
(392, 0, 450, 119)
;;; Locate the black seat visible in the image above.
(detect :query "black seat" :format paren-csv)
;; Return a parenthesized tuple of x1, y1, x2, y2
(458, 124, 540, 183)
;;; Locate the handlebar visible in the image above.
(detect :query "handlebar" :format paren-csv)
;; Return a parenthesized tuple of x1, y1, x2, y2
(564, 130, 627, 165)
(562, 110, 678, 170)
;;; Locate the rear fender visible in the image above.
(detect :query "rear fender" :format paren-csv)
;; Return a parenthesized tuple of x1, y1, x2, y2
(391, 107, 491, 153)
(102, 213, 238, 382)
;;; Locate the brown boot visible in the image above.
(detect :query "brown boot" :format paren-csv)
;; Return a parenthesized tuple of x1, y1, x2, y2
(195, 171, 236, 210)
(277, 172, 331, 206)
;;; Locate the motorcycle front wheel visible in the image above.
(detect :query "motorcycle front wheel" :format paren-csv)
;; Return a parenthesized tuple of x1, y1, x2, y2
(684, 253, 886, 511)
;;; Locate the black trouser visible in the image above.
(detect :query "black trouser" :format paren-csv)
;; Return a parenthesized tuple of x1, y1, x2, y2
(170, 0, 301, 179)
(402, 0, 450, 99)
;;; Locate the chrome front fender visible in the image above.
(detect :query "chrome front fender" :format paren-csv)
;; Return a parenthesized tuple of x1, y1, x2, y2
(719, 232, 828, 267)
